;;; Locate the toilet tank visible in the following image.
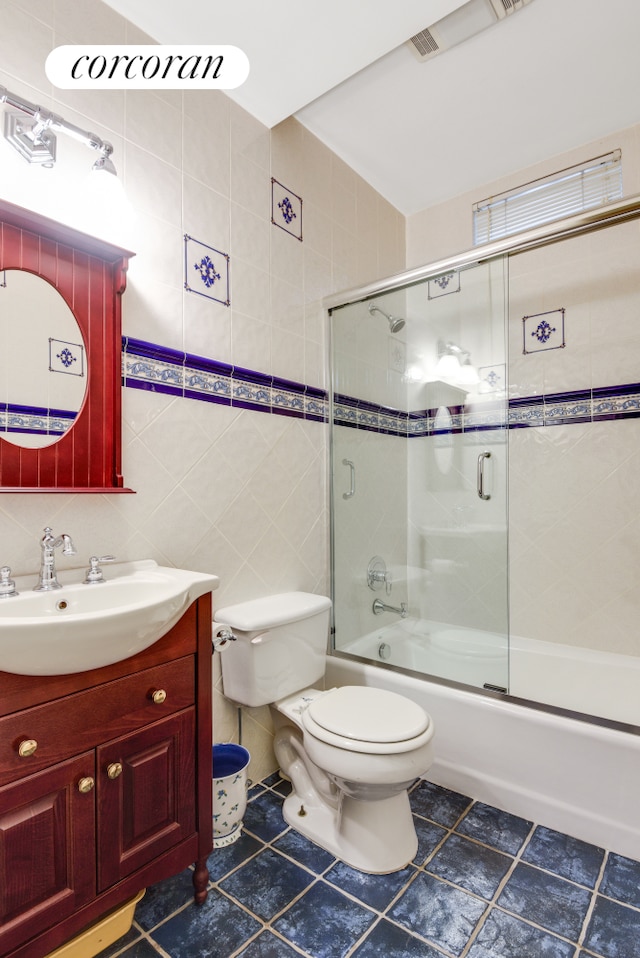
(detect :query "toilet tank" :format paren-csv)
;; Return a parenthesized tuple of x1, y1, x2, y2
(214, 592, 332, 708)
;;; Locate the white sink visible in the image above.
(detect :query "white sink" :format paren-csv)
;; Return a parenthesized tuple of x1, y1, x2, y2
(0, 559, 219, 676)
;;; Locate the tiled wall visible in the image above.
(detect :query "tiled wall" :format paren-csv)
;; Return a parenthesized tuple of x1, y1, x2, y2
(0, 0, 405, 781)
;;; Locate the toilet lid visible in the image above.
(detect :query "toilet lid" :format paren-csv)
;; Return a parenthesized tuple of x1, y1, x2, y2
(306, 686, 429, 744)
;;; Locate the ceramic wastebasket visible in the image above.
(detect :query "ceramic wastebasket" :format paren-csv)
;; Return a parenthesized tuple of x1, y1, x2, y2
(212, 744, 250, 847)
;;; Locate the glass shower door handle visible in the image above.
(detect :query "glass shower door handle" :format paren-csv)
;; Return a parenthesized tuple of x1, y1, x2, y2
(477, 451, 491, 500)
(342, 459, 356, 499)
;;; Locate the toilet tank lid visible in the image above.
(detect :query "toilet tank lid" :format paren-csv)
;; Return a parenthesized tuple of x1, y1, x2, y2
(215, 592, 332, 632)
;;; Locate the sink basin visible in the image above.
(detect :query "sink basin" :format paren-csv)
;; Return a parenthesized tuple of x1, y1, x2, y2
(0, 559, 219, 676)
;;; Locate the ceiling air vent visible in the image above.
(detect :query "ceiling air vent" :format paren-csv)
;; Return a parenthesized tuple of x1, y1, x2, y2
(407, 0, 533, 61)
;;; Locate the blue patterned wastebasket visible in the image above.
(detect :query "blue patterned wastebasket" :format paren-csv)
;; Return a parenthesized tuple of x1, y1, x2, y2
(212, 744, 250, 847)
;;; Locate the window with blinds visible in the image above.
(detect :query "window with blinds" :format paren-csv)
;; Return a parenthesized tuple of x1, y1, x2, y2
(473, 150, 623, 245)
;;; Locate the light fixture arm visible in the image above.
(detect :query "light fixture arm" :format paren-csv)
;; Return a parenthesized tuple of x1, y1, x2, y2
(0, 85, 114, 167)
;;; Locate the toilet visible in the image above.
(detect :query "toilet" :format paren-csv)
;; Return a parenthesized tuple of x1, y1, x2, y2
(214, 592, 435, 873)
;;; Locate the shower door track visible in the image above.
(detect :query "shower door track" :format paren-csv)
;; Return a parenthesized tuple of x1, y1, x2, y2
(324, 192, 640, 310)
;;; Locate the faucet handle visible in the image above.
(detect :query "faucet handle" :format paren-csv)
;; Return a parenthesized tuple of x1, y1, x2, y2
(0, 566, 18, 598)
(83, 555, 116, 584)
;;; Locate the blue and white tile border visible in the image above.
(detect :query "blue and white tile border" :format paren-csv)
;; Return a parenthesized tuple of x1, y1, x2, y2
(184, 234, 230, 306)
(122, 338, 326, 423)
(0, 403, 75, 437)
(271, 178, 302, 241)
(121, 338, 640, 437)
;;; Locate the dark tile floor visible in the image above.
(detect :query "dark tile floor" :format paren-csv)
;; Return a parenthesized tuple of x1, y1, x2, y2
(99, 776, 640, 958)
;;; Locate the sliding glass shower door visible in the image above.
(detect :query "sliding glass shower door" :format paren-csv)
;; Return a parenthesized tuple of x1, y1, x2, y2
(330, 258, 509, 692)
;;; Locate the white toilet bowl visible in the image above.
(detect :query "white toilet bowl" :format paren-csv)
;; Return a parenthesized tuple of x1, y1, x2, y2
(214, 592, 435, 873)
(273, 685, 435, 873)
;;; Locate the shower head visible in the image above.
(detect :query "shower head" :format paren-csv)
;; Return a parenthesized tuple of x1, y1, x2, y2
(368, 301, 406, 333)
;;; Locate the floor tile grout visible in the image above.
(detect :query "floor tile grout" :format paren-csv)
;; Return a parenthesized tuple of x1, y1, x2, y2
(109, 776, 640, 958)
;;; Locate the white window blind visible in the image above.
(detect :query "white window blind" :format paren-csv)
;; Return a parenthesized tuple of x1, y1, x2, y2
(473, 150, 623, 245)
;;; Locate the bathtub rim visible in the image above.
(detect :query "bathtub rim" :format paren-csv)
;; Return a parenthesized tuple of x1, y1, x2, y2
(328, 647, 640, 739)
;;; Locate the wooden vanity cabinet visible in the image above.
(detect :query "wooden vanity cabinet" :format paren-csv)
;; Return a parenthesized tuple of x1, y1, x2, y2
(0, 594, 213, 958)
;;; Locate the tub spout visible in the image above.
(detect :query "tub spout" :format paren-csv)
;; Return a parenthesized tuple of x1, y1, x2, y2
(372, 598, 408, 618)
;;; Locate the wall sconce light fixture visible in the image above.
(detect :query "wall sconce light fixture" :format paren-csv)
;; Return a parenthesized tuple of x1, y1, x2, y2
(1, 85, 118, 179)
(435, 340, 480, 385)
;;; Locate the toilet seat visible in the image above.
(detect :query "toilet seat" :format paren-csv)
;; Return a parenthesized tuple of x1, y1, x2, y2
(302, 686, 432, 755)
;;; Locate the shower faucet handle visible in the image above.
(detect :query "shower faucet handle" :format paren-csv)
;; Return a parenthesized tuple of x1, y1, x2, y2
(367, 556, 392, 594)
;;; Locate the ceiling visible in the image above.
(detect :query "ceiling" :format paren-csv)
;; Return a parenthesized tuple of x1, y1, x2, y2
(102, 0, 640, 215)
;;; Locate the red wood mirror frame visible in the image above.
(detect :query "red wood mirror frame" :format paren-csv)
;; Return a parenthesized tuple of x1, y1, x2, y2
(0, 199, 134, 492)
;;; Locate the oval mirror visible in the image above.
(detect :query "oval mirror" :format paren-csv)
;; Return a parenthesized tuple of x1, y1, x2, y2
(0, 269, 87, 449)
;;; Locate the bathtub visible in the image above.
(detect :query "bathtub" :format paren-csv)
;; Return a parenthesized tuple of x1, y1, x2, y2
(326, 634, 640, 861)
(339, 618, 640, 727)
(341, 617, 508, 691)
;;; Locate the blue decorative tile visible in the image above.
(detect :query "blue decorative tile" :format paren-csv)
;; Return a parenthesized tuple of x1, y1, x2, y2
(479, 364, 506, 393)
(237, 931, 305, 957)
(522, 825, 605, 888)
(583, 895, 640, 958)
(409, 780, 473, 828)
(123, 353, 184, 396)
(428, 833, 513, 900)
(206, 830, 263, 882)
(600, 852, 640, 908)
(273, 882, 375, 958)
(413, 816, 448, 865)
(271, 384, 305, 418)
(49, 337, 85, 377)
(466, 908, 575, 958)
(325, 860, 415, 911)
(243, 790, 288, 842)
(353, 918, 444, 957)
(134, 868, 195, 931)
(592, 382, 640, 423)
(388, 872, 487, 956)
(271, 178, 302, 241)
(150, 888, 261, 958)
(231, 367, 272, 412)
(184, 233, 230, 306)
(273, 829, 336, 873)
(522, 308, 565, 354)
(428, 271, 460, 299)
(497, 862, 591, 940)
(219, 848, 314, 920)
(456, 803, 533, 856)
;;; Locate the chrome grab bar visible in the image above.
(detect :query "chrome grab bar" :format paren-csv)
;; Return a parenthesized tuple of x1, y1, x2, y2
(342, 458, 355, 499)
(477, 451, 491, 500)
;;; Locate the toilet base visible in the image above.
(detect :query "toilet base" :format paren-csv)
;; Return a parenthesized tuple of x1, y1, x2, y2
(281, 786, 418, 874)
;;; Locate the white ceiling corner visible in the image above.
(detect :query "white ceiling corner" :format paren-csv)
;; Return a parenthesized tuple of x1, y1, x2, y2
(102, 0, 640, 214)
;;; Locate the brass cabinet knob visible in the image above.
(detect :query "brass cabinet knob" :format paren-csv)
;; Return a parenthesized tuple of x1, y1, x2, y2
(151, 688, 167, 705)
(77, 776, 95, 794)
(17, 738, 38, 758)
(107, 762, 123, 780)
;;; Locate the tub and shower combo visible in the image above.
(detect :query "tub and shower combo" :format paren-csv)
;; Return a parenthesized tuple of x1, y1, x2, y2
(326, 194, 640, 862)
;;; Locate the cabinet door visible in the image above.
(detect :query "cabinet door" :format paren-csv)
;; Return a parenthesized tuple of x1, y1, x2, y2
(0, 754, 96, 956)
(97, 709, 196, 890)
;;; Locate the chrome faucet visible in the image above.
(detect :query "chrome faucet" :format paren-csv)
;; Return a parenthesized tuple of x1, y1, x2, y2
(34, 527, 77, 591)
(372, 598, 408, 618)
